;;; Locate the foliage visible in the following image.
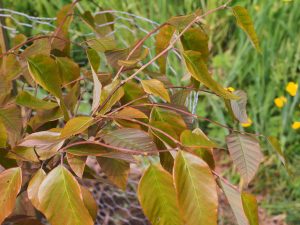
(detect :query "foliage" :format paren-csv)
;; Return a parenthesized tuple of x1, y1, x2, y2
(0, 1, 286, 224)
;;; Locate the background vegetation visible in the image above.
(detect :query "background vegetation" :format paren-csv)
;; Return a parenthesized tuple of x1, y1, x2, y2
(2, 0, 299, 224)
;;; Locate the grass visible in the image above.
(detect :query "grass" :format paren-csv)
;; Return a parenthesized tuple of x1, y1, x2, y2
(2, 0, 300, 223)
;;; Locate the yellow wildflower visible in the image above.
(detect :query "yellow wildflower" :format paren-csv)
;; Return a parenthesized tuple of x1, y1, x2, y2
(242, 118, 252, 127)
(254, 5, 260, 11)
(274, 96, 287, 108)
(292, 121, 300, 130)
(226, 87, 235, 92)
(286, 82, 298, 96)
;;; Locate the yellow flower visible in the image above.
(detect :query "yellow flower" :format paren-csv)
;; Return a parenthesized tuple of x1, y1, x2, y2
(292, 121, 300, 130)
(242, 118, 252, 127)
(226, 87, 235, 92)
(274, 96, 287, 108)
(254, 5, 260, 11)
(286, 82, 298, 96)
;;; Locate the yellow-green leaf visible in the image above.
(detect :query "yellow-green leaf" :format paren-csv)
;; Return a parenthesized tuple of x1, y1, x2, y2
(0, 120, 7, 148)
(67, 153, 87, 178)
(27, 54, 62, 98)
(180, 129, 216, 169)
(0, 167, 22, 224)
(174, 151, 218, 225)
(60, 116, 94, 138)
(267, 136, 286, 166)
(118, 48, 149, 67)
(155, 25, 175, 74)
(56, 57, 80, 86)
(183, 50, 238, 99)
(241, 192, 259, 225)
(138, 164, 183, 225)
(81, 186, 98, 221)
(232, 6, 261, 52)
(141, 79, 170, 102)
(167, 9, 201, 30)
(27, 169, 46, 211)
(86, 37, 116, 52)
(38, 165, 94, 225)
(16, 91, 58, 110)
(114, 106, 148, 119)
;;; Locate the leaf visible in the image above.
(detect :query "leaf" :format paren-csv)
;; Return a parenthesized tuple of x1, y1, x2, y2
(38, 165, 94, 225)
(27, 54, 62, 98)
(65, 143, 110, 156)
(150, 121, 178, 148)
(173, 151, 218, 225)
(1, 54, 22, 81)
(56, 57, 80, 86)
(0, 120, 7, 148)
(102, 128, 157, 152)
(7, 146, 39, 162)
(0, 167, 22, 224)
(226, 133, 263, 184)
(81, 186, 98, 221)
(241, 192, 259, 225)
(87, 49, 102, 112)
(19, 130, 64, 160)
(171, 89, 191, 106)
(138, 164, 183, 225)
(267, 136, 286, 166)
(220, 180, 249, 225)
(141, 79, 170, 102)
(114, 106, 148, 119)
(97, 157, 129, 190)
(180, 129, 215, 169)
(181, 27, 209, 62)
(118, 48, 149, 67)
(60, 116, 94, 138)
(232, 6, 261, 52)
(67, 153, 87, 178)
(99, 80, 124, 114)
(183, 50, 238, 99)
(86, 37, 116, 52)
(21, 38, 51, 58)
(155, 25, 176, 74)
(167, 9, 201, 30)
(16, 91, 58, 110)
(150, 107, 186, 135)
(27, 169, 46, 211)
(230, 90, 248, 123)
(0, 105, 22, 145)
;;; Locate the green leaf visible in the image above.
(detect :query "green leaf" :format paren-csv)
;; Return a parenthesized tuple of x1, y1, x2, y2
(97, 157, 129, 190)
(1, 54, 22, 81)
(27, 169, 46, 211)
(180, 129, 215, 169)
(173, 151, 218, 225)
(67, 153, 87, 178)
(87, 49, 102, 112)
(27, 54, 62, 98)
(65, 143, 110, 156)
(56, 57, 80, 86)
(230, 90, 248, 123)
(16, 91, 58, 110)
(38, 165, 94, 225)
(102, 128, 157, 152)
(99, 80, 124, 114)
(241, 192, 259, 225)
(0, 167, 22, 224)
(21, 38, 51, 58)
(232, 6, 261, 52)
(7, 146, 39, 162)
(167, 9, 201, 30)
(150, 107, 187, 135)
(267, 136, 286, 166)
(0, 120, 7, 148)
(81, 186, 98, 221)
(183, 50, 238, 99)
(155, 25, 175, 74)
(114, 106, 148, 119)
(141, 79, 170, 102)
(150, 121, 178, 148)
(60, 116, 94, 138)
(118, 48, 149, 67)
(0, 105, 22, 145)
(220, 179, 249, 225)
(171, 89, 191, 106)
(138, 164, 183, 225)
(86, 37, 116, 52)
(181, 27, 209, 63)
(226, 133, 263, 184)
